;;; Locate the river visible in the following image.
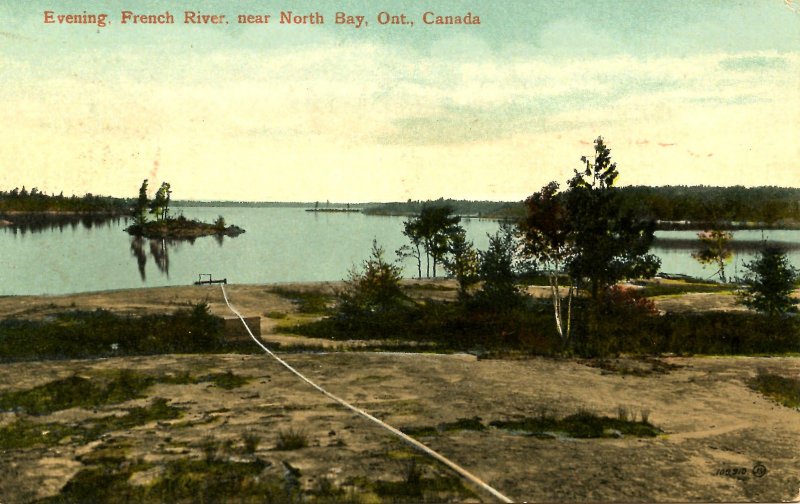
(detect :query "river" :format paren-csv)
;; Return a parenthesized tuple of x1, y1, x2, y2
(1, 207, 798, 295)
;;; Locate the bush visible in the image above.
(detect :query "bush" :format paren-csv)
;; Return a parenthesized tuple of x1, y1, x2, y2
(0, 304, 226, 362)
(739, 246, 799, 316)
(275, 428, 308, 451)
(339, 240, 407, 316)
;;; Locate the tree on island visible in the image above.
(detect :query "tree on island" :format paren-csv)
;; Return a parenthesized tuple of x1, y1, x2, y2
(149, 182, 172, 222)
(125, 180, 243, 239)
(132, 179, 149, 226)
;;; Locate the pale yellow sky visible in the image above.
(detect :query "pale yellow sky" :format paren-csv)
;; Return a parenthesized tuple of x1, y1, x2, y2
(2, 1, 799, 201)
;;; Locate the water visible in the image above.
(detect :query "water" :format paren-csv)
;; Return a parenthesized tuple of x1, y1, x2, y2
(1, 207, 798, 295)
(0, 207, 499, 295)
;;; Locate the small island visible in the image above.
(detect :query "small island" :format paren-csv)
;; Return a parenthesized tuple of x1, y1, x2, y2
(125, 180, 244, 239)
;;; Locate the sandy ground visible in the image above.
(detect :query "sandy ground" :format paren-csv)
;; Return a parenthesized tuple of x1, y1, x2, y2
(0, 283, 799, 502)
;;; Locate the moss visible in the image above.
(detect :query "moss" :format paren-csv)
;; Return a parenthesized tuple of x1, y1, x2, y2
(0, 418, 83, 449)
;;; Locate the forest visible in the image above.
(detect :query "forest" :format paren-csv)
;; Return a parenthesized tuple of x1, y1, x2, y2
(0, 187, 129, 214)
(362, 186, 800, 227)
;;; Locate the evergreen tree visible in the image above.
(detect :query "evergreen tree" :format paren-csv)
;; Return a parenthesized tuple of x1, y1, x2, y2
(739, 246, 799, 316)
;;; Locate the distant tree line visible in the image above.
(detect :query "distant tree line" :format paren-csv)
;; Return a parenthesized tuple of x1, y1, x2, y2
(364, 199, 522, 219)
(0, 187, 129, 214)
(364, 186, 800, 227)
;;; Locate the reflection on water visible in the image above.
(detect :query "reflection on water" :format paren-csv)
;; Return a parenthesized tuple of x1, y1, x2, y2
(0, 213, 126, 234)
(129, 234, 228, 281)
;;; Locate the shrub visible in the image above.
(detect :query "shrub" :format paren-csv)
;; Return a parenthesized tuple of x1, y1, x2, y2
(739, 246, 799, 316)
(339, 240, 407, 316)
(275, 428, 308, 451)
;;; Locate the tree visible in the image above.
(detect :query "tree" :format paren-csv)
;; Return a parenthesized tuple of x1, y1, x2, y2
(398, 218, 424, 279)
(149, 182, 172, 222)
(398, 205, 462, 278)
(442, 228, 480, 300)
(132, 179, 149, 226)
(565, 137, 660, 303)
(739, 246, 799, 316)
(692, 229, 733, 283)
(519, 181, 575, 347)
(475, 224, 525, 309)
(341, 240, 405, 314)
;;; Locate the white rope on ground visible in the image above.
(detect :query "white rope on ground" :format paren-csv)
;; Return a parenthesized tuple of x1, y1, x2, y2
(219, 284, 513, 504)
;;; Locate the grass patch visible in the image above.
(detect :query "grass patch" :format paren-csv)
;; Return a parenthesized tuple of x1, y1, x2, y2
(490, 409, 661, 438)
(0, 398, 182, 450)
(44, 456, 283, 504)
(264, 311, 288, 319)
(402, 416, 487, 437)
(581, 357, 682, 377)
(641, 280, 732, 297)
(749, 369, 800, 409)
(0, 419, 83, 449)
(199, 370, 249, 390)
(0, 369, 249, 416)
(271, 287, 333, 314)
(0, 303, 229, 363)
(0, 369, 155, 415)
(346, 458, 476, 503)
(402, 283, 457, 292)
(275, 427, 308, 450)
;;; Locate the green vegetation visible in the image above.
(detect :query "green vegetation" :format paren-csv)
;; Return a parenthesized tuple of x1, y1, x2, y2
(739, 246, 799, 315)
(489, 409, 661, 438)
(402, 417, 486, 437)
(275, 427, 308, 450)
(46, 445, 472, 503)
(271, 287, 334, 314)
(363, 186, 800, 228)
(692, 229, 734, 283)
(640, 280, 732, 297)
(749, 370, 800, 409)
(201, 370, 250, 390)
(404, 411, 660, 439)
(288, 288, 800, 357)
(44, 457, 283, 504)
(0, 303, 243, 363)
(397, 205, 463, 278)
(0, 370, 153, 415)
(0, 187, 129, 213)
(365, 198, 521, 219)
(286, 139, 799, 358)
(125, 214, 245, 239)
(0, 369, 249, 421)
(0, 398, 181, 450)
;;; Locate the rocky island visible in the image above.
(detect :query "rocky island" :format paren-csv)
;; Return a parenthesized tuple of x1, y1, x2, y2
(124, 214, 244, 239)
(127, 180, 244, 239)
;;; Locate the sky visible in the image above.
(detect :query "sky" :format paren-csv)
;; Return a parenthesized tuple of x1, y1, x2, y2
(1, 0, 799, 202)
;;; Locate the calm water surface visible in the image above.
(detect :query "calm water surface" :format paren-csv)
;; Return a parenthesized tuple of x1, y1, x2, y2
(1, 207, 799, 295)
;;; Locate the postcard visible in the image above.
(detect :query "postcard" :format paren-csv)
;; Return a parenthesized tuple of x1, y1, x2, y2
(1, 1, 799, 502)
